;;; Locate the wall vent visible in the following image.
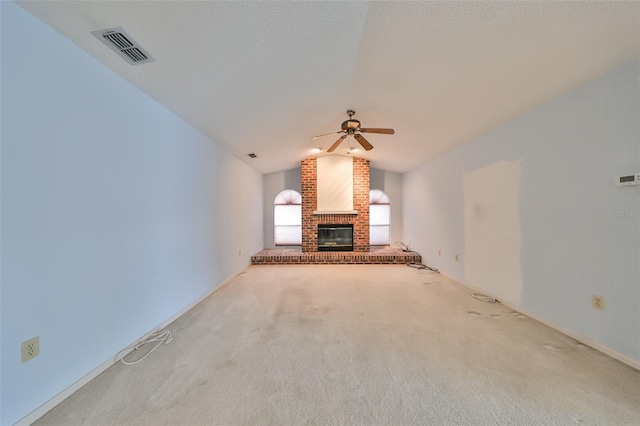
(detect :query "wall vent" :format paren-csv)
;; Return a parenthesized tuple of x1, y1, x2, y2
(91, 26, 155, 65)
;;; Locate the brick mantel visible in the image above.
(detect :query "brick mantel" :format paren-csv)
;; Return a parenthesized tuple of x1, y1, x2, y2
(301, 157, 370, 252)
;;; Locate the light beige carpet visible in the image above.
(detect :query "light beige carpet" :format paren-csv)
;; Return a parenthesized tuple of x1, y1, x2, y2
(36, 265, 640, 425)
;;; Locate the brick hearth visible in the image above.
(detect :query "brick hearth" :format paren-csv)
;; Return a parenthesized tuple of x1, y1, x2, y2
(251, 246, 421, 265)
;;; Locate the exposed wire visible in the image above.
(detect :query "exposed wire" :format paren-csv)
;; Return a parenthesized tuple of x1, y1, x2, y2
(407, 262, 439, 273)
(395, 241, 440, 273)
(118, 329, 173, 366)
(394, 241, 412, 252)
(470, 292, 497, 303)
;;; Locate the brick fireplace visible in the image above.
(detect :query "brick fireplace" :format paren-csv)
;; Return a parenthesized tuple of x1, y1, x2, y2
(252, 154, 422, 265)
(301, 157, 370, 252)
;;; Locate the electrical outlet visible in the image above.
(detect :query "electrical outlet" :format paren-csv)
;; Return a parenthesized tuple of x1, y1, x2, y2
(438, 250, 441, 256)
(238, 249, 242, 256)
(455, 254, 459, 261)
(592, 295, 605, 311)
(21, 337, 40, 363)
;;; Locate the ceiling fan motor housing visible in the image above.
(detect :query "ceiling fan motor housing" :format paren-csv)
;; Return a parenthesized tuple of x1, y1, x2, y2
(341, 119, 361, 131)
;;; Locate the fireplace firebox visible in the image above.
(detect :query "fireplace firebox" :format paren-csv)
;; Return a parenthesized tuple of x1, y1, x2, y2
(318, 224, 353, 252)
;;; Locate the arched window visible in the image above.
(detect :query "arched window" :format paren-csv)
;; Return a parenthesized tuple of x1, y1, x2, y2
(370, 189, 390, 246)
(274, 189, 302, 246)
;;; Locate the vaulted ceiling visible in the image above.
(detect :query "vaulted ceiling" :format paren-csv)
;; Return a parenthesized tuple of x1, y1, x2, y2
(17, 1, 640, 174)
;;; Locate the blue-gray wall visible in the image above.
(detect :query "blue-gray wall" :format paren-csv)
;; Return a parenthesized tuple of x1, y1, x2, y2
(0, 3, 263, 424)
(404, 60, 640, 363)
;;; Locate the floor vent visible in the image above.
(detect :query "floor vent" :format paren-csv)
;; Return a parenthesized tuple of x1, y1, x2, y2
(91, 26, 155, 65)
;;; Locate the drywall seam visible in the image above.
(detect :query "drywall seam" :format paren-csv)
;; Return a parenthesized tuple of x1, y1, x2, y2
(439, 271, 640, 371)
(13, 269, 246, 426)
(463, 160, 523, 306)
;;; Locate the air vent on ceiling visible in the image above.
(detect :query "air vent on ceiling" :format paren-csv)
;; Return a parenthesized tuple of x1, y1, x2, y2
(247, 153, 258, 159)
(91, 26, 155, 65)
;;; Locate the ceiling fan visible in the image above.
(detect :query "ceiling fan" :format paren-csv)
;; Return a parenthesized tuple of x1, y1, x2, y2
(311, 110, 395, 153)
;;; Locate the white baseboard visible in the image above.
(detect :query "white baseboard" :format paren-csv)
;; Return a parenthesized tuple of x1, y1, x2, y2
(438, 272, 640, 371)
(15, 271, 242, 426)
(497, 299, 640, 371)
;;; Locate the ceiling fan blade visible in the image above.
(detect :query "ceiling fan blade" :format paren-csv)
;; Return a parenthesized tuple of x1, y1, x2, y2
(354, 134, 374, 151)
(327, 135, 347, 152)
(311, 131, 342, 140)
(360, 128, 395, 135)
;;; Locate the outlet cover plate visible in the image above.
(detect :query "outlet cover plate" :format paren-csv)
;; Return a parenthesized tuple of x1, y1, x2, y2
(592, 295, 605, 311)
(22, 336, 40, 363)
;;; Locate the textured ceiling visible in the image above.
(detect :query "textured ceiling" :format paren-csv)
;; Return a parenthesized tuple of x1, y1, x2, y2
(17, 1, 640, 174)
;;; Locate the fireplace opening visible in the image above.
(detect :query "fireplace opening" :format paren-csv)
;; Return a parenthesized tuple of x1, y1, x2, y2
(318, 224, 353, 252)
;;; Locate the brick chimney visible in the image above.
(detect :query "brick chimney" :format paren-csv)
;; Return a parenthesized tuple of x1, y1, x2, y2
(301, 157, 370, 252)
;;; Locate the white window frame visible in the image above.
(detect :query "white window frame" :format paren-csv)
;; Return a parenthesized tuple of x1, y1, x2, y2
(274, 189, 302, 246)
(370, 189, 391, 246)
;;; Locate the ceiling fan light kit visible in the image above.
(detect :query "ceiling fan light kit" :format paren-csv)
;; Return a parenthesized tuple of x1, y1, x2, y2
(312, 110, 395, 153)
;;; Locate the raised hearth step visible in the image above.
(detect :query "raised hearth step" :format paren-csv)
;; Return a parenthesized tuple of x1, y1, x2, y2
(251, 247, 421, 265)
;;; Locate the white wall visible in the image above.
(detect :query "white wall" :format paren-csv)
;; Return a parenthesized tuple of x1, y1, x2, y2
(0, 3, 263, 424)
(263, 168, 301, 248)
(370, 168, 403, 245)
(404, 60, 640, 363)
